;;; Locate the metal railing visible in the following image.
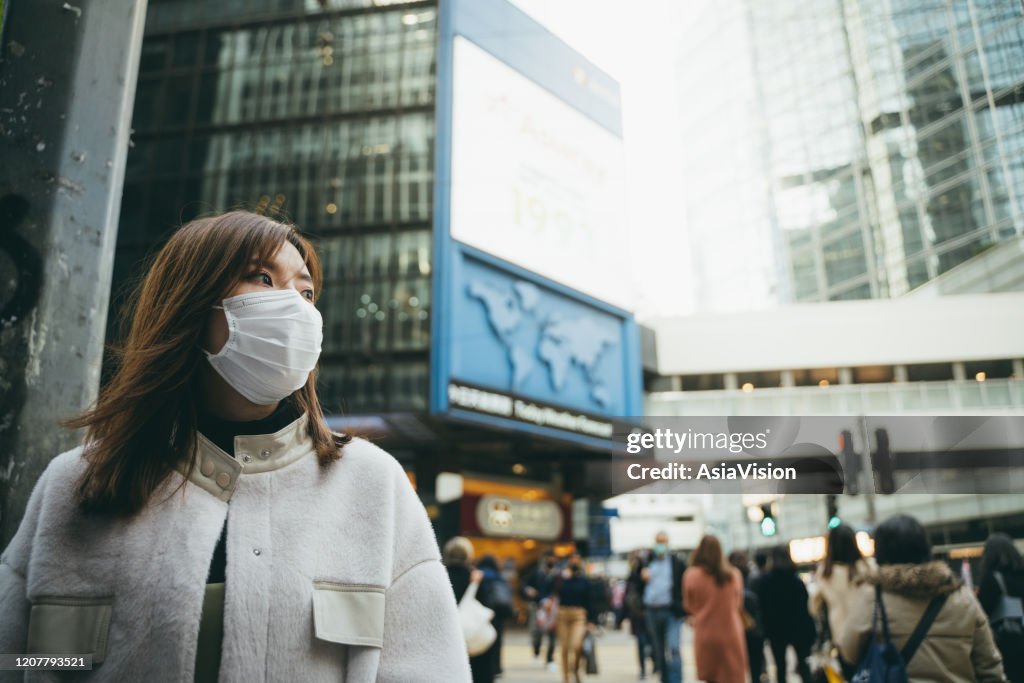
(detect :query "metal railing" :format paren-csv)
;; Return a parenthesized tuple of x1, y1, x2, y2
(646, 378, 1024, 416)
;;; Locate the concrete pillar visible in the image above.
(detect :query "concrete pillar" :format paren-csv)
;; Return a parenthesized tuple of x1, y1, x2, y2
(1012, 359, 1023, 380)
(839, 368, 854, 385)
(724, 373, 739, 391)
(894, 365, 909, 383)
(953, 362, 966, 381)
(0, 0, 147, 545)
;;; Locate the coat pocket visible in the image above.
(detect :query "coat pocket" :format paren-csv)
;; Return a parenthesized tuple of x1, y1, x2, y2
(311, 581, 385, 648)
(27, 596, 113, 664)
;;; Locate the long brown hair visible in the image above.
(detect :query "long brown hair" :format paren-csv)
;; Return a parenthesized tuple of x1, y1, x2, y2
(67, 211, 351, 514)
(822, 523, 862, 578)
(691, 534, 733, 586)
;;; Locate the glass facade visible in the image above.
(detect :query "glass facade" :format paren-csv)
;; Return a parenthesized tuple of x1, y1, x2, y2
(114, 0, 438, 414)
(677, 0, 1024, 308)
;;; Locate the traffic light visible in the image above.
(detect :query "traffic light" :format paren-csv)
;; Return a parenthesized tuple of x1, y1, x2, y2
(873, 428, 896, 494)
(826, 494, 840, 529)
(840, 429, 860, 494)
(759, 503, 777, 537)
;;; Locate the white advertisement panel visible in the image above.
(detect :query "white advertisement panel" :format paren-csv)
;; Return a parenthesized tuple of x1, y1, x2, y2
(450, 36, 627, 307)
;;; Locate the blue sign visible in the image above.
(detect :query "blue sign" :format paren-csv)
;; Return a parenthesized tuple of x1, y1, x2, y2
(452, 252, 629, 416)
(433, 245, 642, 446)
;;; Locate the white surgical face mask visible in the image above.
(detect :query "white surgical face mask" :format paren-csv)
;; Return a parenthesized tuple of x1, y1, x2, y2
(204, 288, 323, 405)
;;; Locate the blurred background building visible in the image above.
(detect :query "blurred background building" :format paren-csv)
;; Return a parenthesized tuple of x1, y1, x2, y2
(676, 0, 1024, 311)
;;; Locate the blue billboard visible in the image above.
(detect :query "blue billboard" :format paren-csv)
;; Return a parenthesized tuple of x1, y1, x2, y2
(431, 0, 642, 447)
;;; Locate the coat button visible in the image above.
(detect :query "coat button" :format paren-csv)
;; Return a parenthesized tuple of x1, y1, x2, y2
(200, 460, 215, 477)
(259, 449, 272, 459)
(242, 455, 252, 463)
(215, 472, 232, 489)
(253, 548, 261, 556)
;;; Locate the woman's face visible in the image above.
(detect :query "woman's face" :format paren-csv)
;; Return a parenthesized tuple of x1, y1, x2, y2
(203, 241, 315, 354)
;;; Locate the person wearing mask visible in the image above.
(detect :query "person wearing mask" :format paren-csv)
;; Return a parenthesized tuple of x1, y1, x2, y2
(627, 550, 656, 680)
(809, 523, 874, 643)
(0, 212, 470, 682)
(552, 553, 597, 683)
(729, 550, 766, 683)
(977, 533, 1024, 682)
(445, 537, 496, 683)
(477, 555, 514, 679)
(642, 531, 687, 683)
(684, 535, 747, 683)
(838, 514, 1007, 682)
(755, 546, 816, 683)
(522, 550, 560, 671)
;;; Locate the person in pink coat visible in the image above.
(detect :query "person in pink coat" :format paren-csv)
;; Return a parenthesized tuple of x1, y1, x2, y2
(683, 535, 748, 683)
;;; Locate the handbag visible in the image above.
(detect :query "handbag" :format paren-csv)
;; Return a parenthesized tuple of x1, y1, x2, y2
(991, 572, 1024, 636)
(536, 596, 559, 633)
(810, 603, 844, 683)
(582, 631, 599, 675)
(458, 580, 497, 657)
(851, 586, 947, 683)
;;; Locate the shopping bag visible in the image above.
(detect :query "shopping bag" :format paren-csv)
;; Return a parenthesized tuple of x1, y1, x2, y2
(583, 631, 599, 675)
(458, 581, 497, 657)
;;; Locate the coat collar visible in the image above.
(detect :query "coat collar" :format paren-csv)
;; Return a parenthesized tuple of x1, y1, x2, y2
(179, 412, 313, 502)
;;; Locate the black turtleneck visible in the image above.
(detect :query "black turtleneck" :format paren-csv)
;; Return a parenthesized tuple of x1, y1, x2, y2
(199, 398, 301, 584)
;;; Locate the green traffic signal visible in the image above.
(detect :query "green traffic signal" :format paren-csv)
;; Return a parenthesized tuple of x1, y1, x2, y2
(828, 515, 841, 529)
(760, 516, 777, 537)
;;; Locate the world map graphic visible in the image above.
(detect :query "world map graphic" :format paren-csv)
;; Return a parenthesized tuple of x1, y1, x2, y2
(467, 279, 618, 407)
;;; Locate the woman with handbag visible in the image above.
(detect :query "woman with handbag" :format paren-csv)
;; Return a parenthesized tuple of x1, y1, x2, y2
(977, 533, 1024, 682)
(808, 523, 874, 680)
(0, 211, 471, 682)
(810, 524, 873, 639)
(444, 537, 497, 683)
(552, 552, 597, 683)
(838, 514, 1007, 682)
(683, 535, 748, 683)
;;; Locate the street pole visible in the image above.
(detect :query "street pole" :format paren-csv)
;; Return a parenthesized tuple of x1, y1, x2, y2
(0, 0, 147, 545)
(859, 415, 877, 525)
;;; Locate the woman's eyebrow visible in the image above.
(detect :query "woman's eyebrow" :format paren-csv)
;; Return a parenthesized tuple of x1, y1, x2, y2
(248, 257, 278, 273)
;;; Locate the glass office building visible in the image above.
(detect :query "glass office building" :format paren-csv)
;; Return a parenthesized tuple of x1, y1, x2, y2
(114, 0, 438, 416)
(677, 0, 1024, 309)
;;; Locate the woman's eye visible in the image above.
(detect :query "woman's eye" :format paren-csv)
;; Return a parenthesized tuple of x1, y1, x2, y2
(302, 290, 315, 301)
(248, 271, 272, 286)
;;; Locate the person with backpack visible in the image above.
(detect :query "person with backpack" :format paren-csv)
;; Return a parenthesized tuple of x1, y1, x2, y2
(977, 533, 1024, 682)
(477, 555, 514, 679)
(838, 514, 1008, 682)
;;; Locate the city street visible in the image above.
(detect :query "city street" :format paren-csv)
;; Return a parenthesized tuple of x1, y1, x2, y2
(498, 626, 801, 683)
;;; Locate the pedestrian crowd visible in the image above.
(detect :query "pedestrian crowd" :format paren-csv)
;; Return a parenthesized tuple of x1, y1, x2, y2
(444, 515, 1024, 683)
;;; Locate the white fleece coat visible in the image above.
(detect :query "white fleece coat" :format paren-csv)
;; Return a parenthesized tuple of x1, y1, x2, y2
(0, 414, 472, 683)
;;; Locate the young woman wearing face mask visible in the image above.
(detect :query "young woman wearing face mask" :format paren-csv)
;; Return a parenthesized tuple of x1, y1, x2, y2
(0, 212, 471, 683)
